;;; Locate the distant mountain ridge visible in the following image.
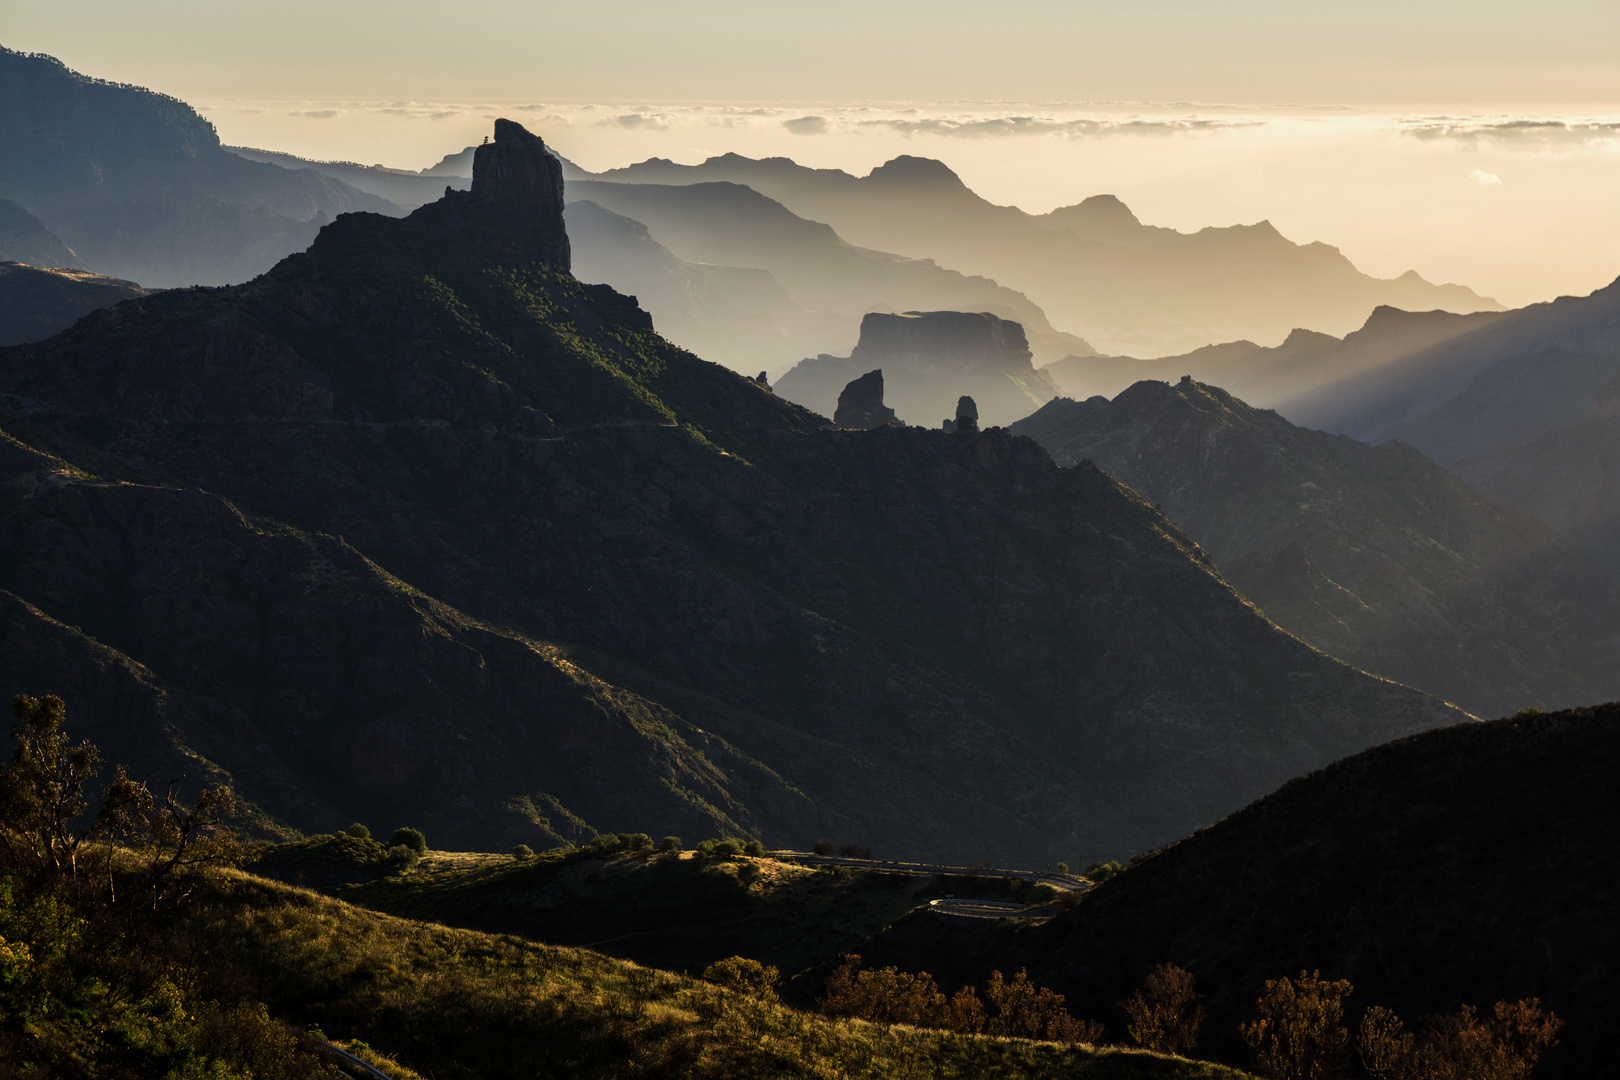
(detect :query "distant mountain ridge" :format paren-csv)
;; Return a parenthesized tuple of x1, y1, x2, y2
(585, 152, 1500, 356)
(567, 177, 1096, 373)
(0, 46, 398, 285)
(1010, 377, 1620, 718)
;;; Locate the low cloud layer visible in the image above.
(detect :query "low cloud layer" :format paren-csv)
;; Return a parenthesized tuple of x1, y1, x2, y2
(1403, 117, 1620, 149)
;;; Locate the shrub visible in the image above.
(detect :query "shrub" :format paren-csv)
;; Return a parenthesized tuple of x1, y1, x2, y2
(622, 832, 652, 852)
(1241, 969, 1353, 1080)
(656, 835, 681, 854)
(345, 823, 371, 839)
(837, 842, 872, 859)
(1357, 998, 1561, 1080)
(1084, 860, 1121, 883)
(511, 844, 533, 860)
(701, 956, 780, 1001)
(1054, 861, 1069, 875)
(742, 839, 764, 856)
(1511, 707, 1545, 720)
(378, 844, 419, 875)
(811, 838, 834, 855)
(712, 838, 745, 859)
(695, 840, 717, 857)
(1121, 962, 1204, 1055)
(389, 827, 427, 854)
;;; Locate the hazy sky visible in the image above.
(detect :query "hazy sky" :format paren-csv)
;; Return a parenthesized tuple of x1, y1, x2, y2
(7, 0, 1620, 311)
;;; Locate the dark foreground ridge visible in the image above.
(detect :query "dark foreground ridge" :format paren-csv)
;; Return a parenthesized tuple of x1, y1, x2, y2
(0, 119, 1464, 863)
(857, 704, 1619, 1079)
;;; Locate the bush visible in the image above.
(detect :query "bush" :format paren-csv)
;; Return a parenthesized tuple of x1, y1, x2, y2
(838, 842, 872, 859)
(1358, 998, 1561, 1080)
(389, 827, 427, 854)
(1084, 860, 1121, 883)
(1241, 969, 1352, 1080)
(742, 839, 764, 856)
(622, 832, 652, 852)
(512, 844, 533, 860)
(1054, 861, 1069, 875)
(812, 838, 834, 855)
(713, 838, 745, 858)
(701, 956, 780, 1001)
(378, 844, 419, 875)
(1121, 962, 1204, 1055)
(345, 823, 371, 839)
(656, 835, 682, 854)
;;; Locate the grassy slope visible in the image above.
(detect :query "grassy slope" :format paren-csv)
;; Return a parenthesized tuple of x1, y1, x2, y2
(184, 869, 1253, 1080)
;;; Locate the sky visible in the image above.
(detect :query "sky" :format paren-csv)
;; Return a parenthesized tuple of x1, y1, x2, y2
(7, 0, 1620, 309)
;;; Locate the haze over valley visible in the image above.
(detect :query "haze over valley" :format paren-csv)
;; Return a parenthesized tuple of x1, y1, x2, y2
(0, 5, 1616, 1078)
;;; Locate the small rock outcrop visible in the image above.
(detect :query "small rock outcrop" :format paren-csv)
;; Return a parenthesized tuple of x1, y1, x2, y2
(775, 310, 1059, 428)
(947, 395, 979, 433)
(834, 369, 899, 429)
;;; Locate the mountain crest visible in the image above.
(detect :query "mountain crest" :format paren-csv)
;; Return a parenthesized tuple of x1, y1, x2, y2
(865, 155, 967, 189)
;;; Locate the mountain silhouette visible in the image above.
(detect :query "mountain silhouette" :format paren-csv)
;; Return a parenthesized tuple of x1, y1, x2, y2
(0, 120, 1466, 862)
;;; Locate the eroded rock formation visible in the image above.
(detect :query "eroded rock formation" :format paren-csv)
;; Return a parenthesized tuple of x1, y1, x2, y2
(833, 369, 899, 429)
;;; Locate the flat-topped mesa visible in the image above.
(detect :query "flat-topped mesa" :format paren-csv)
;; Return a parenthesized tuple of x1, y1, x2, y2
(849, 310, 1034, 375)
(410, 118, 571, 270)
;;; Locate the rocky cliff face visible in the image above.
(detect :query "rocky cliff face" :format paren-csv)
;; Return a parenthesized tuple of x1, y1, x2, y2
(0, 124, 1466, 861)
(0, 199, 84, 270)
(776, 310, 1060, 427)
(1011, 379, 1620, 717)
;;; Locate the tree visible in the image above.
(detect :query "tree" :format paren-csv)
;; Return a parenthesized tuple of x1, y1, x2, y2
(0, 695, 245, 905)
(657, 835, 682, 854)
(1241, 970, 1353, 1080)
(0, 695, 105, 880)
(345, 823, 371, 839)
(1121, 962, 1205, 1055)
(812, 838, 834, 855)
(512, 844, 533, 860)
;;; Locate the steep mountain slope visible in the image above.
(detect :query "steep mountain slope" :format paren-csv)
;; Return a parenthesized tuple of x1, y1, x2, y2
(0, 261, 148, 345)
(1456, 413, 1620, 573)
(0, 47, 399, 285)
(228, 144, 467, 209)
(778, 310, 1061, 427)
(0, 197, 84, 268)
(860, 705, 1620, 1080)
(565, 198, 846, 376)
(1287, 276, 1620, 456)
(587, 153, 1498, 356)
(1009, 379, 1620, 718)
(567, 179, 1095, 368)
(0, 120, 1466, 862)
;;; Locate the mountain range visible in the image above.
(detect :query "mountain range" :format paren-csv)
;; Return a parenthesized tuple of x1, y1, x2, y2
(0, 119, 1467, 866)
(583, 153, 1501, 356)
(1010, 378, 1620, 719)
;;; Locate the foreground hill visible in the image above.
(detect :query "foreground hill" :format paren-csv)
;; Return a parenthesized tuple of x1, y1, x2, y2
(0, 120, 1465, 863)
(859, 704, 1620, 1079)
(1009, 379, 1620, 718)
(0, 46, 399, 285)
(586, 153, 1498, 356)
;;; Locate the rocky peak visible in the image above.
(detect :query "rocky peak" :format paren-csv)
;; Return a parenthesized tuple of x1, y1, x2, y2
(407, 119, 571, 270)
(833, 369, 899, 429)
